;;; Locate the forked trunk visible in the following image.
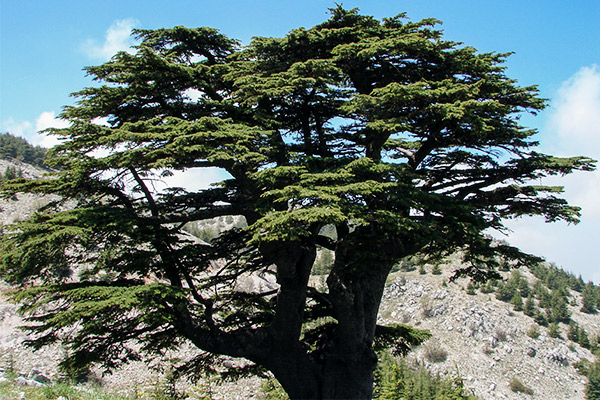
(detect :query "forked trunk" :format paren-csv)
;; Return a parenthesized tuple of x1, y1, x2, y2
(270, 264, 391, 399)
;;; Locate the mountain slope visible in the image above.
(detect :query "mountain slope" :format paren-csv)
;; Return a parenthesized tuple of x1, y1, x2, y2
(378, 262, 597, 399)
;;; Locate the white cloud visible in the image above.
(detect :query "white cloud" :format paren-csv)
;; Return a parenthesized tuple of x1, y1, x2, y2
(35, 111, 70, 148)
(500, 65, 600, 282)
(544, 65, 600, 219)
(83, 18, 140, 61)
(549, 65, 600, 150)
(1, 111, 69, 148)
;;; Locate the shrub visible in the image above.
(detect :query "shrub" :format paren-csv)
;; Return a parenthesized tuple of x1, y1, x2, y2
(466, 282, 477, 295)
(423, 342, 448, 363)
(495, 328, 507, 342)
(261, 378, 288, 400)
(526, 325, 540, 339)
(420, 296, 436, 318)
(509, 377, 534, 395)
(480, 280, 496, 293)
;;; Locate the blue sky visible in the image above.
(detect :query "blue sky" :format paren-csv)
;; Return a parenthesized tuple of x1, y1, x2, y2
(1, 1, 599, 282)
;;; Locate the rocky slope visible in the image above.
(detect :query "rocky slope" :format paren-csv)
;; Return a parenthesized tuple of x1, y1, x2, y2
(1, 158, 598, 399)
(378, 264, 596, 399)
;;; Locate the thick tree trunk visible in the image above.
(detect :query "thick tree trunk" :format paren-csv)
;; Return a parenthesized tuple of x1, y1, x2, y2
(257, 232, 400, 399)
(319, 228, 403, 399)
(269, 256, 392, 398)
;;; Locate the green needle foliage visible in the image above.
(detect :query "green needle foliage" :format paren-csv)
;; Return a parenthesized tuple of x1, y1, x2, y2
(0, 6, 595, 399)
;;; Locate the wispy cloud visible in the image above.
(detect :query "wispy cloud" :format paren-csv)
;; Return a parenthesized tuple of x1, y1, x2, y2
(549, 64, 600, 151)
(82, 18, 140, 61)
(1, 111, 69, 148)
(1, 117, 32, 138)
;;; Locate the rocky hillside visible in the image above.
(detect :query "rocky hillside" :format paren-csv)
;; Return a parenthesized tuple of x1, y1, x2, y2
(378, 262, 597, 399)
(1, 157, 599, 399)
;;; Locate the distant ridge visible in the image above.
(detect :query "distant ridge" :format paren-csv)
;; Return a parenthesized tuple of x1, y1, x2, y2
(0, 132, 48, 168)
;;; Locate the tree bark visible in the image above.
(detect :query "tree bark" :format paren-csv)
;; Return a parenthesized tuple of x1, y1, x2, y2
(211, 233, 400, 399)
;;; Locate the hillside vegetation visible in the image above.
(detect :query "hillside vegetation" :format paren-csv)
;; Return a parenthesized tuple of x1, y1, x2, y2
(0, 133, 47, 169)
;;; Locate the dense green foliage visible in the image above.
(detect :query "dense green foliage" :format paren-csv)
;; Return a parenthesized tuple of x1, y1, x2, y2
(0, 6, 594, 399)
(0, 132, 47, 167)
(587, 360, 600, 399)
(374, 353, 477, 399)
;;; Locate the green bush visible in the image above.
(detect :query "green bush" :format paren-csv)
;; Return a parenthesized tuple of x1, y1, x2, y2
(523, 295, 536, 316)
(526, 325, 540, 339)
(511, 293, 523, 311)
(509, 377, 534, 395)
(466, 282, 477, 296)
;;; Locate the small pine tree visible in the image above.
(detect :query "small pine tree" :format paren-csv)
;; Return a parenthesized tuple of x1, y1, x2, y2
(586, 360, 600, 400)
(548, 291, 571, 323)
(523, 295, 536, 316)
(419, 265, 426, 275)
(511, 292, 524, 311)
(579, 329, 591, 350)
(582, 285, 597, 314)
(548, 323, 561, 339)
(495, 281, 515, 302)
(519, 278, 531, 298)
(591, 335, 600, 353)
(3, 166, 18, 180)
(431, 265, 442, 275)
(534, 310, 548, 326)
(572, 275, 585, 292)
(535, 282, 552, 308)
(568, 322, 580, 342)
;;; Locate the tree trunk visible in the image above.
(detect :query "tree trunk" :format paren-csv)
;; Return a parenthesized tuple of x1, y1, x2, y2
(272, 253, 392, 398)
(257, 233, 399, 399)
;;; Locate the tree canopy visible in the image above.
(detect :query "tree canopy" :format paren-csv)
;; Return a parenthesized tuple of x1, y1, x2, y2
(0, 7, 594, 399)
